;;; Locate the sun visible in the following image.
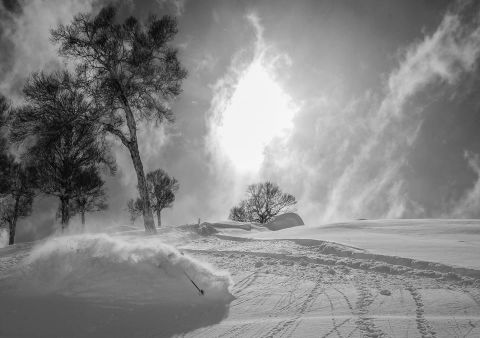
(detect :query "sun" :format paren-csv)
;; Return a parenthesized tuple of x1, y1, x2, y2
(216, 60, 296, 173)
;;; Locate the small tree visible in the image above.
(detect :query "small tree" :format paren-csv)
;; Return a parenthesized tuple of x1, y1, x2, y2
(127, 197, 143, 225)
(10, 71, 114, 229)
(146, 169, 179, 227)
(52, 5, 187, 233)
(229, 182, 297, 224)
(71, 167, 108, 227)
(127, 169, 179, 227)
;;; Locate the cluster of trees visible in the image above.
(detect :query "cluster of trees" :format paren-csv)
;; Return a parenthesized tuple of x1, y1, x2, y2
(0, 5, 186, 244)
(127, 168, 179, 227)
(229, 182, 297, 224)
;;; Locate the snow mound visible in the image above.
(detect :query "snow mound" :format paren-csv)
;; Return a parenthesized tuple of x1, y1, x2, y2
(264, 213, 304, 231)
(0, 233, 234, 337)
(19, 234, 233, 303)
(202, 220, 252, 231)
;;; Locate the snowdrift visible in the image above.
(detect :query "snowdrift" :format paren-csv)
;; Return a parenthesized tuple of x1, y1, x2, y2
(201, 213, 305, 233)
(201, 220, 253, 231)
(232, 219, 480, 272)
(0, 233, 234, 337)
(264, 213, 304, 231)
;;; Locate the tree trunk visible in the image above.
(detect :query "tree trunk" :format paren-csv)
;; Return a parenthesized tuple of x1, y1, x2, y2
(8, 195, 20, 245)
(119, 94, 156, 234)
(60, 196, 70, 230)
(81, 210, 85, 227)
(128, 141, 156, 233)
(8, 222, 15, 245)
(157, 210, 161, 227)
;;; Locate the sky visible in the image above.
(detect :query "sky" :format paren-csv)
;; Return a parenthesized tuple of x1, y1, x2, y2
(1, 0, 480, 241)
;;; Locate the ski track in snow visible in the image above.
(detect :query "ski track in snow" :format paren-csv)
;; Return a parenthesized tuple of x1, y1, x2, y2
(1, 232, 480, 337)
(178, 234, 480, 338)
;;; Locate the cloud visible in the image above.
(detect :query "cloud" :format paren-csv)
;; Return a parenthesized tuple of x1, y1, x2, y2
(451, 151, 480, 217)
(156, 0, 186, 16)
(261, 3, 480, 224)
(204, 12, 299, 217)
(0, 0, 98, 102)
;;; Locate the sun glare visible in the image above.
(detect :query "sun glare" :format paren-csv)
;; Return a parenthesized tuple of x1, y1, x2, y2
(217, 61, 296, 173)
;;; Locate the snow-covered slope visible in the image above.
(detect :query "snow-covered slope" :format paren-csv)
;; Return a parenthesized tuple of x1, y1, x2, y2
(0, 233, 233, 338)
(226, 219, 480, 270)
(1, 220, 480, 337)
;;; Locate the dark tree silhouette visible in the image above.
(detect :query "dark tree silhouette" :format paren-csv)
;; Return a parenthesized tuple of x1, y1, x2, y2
(71, 167, 108, 227)
(146, 169, 179, 227)
(127, 169, 179, 227)
(0, 95, 36, 245)
(10, 71, 114, 229)
(0, 163, 36, 245)
(229, 182, 297, 224)
(126, 197, 143, 225)
(0, 95, 11, 194)
(51, 5, 187, 233)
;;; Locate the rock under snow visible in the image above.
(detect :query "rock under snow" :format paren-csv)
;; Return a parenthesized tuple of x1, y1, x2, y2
(264, 213, 304, 231)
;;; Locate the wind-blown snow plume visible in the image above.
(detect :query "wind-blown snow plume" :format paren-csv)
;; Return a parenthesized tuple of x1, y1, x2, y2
(18, 233, 232, 302)
(263, 4, 480, 223)
(0, 228, 7, 248)
(451, 151, 480, 217)
(0, 233, 233, 337)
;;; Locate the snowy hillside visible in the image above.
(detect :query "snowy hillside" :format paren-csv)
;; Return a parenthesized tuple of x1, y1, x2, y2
(224, 219, 480, 270)
(1, 219, 480, 337)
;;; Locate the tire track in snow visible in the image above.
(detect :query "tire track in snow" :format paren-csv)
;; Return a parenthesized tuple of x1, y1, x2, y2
(406, 283, 437, 338)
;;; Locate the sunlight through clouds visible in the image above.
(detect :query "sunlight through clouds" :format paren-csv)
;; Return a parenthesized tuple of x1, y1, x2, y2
(216, 60, 296, 172)
(208, 12, 298, 174)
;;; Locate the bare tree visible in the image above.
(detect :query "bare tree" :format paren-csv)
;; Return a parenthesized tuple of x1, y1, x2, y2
(229, 182, 297, 224)
(127, 169, 179, 227)
(10, 71, 114, 229)
(51, 5, 187, 233)
(146, 169, 179, 227)
(127, 197, 143, 225)
(71, 167, 108, 227)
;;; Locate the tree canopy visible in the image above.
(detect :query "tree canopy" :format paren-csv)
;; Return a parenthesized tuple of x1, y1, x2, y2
(51, 5, 187, 233)
(10, 71, 114, 229)
(229, 182, 297, 224)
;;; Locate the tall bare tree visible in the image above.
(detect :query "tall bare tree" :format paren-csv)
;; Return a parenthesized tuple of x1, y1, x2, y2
(51, 5, 187, 233)
(229, 182, 297, 224)
(10, 71, 114, 229)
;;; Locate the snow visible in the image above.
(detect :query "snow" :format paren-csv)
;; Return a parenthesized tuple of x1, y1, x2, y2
(225, 219, 480, 270)
(0, 233, 233, 337)
(264, 212, 304, 230)
(1, 219, 480, 337)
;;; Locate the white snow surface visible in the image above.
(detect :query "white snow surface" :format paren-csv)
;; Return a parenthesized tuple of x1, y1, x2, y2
(224, 219, 480, 270)
(1, 220, 480, 337)
(0, 233, 233, 337)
